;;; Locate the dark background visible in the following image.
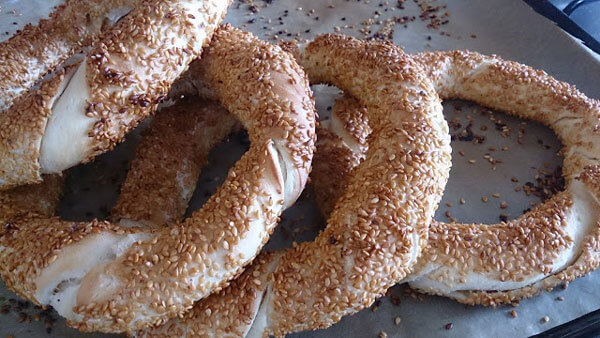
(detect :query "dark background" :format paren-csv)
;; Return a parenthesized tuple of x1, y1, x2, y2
(526, 0, 600, 54)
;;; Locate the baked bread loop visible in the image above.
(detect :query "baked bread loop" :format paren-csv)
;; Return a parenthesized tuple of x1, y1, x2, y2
(255, 35, 450, 336)
(313, 50, 600, 307)
(0, 26, 316, 333)
(116, 94, 278, 338)
(0, 0, 135, 112)
(0, 0, 231, 190)
(169, 24, 317, 209)
(141, 48, 600, 337)
(409, 50, 600, 305)
(111, 98, 239, 228)
(141, 34, 452, 337)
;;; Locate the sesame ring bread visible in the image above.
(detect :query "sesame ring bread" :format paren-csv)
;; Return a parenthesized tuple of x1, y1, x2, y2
(0, 0, 136, 112)
(0, 0, 231, 191)
(111, 98, 239, 229)
(0, 25, 316, 334)
(141, 34, 452, 337)
(313, 49, 600, 307)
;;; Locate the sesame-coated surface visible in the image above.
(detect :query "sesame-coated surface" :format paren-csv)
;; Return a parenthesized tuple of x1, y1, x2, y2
(0, 0, 135, 112)
(143, 47, 600, 338)
(0, 175, 64, 224)
(82, 0, 231, 164)
(141, 252, 283, 338)
(413, 50, 600, 179)
(312, 49, 600, 308)
(262, 34, 450, 337)
(112, 98, 238, 228)
(171, 24, 317, 208)
(328, 95, 371, 153)
(140, 34, 451, 337)
(0, 65, 75, 189)
(114, 96, 274, 338)
(0, 25, 315, 334)
(0, 0, 231, 190)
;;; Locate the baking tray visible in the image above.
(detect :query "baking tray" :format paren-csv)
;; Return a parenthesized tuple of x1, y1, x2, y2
(1, 0, 600, 337)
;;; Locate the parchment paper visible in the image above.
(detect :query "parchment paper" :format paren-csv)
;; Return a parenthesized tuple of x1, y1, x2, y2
(1, 0, 599, 337)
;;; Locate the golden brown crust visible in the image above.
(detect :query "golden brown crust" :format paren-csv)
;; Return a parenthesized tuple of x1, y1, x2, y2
(0, 0, 232, 190)
(140, 35, 451, 337)
(443, 166, 600, 306)
(0, 0, 135, 111)
(312, 127, 360, 217)
(136, 49, 600, 337)
(261, 34, 450, 336)
(0, 25, 315, 334)
(0, 216, 139, 304)
(313, 50, 600, 307)
(413, 50, 600, 178)
(172, 24, 317, 208)
(111, 98, 238, 227)
(141, 252, 282, 338)
(83, 0, 232, 162)
(330, 95, 371, 149)
(0, 66, 74, 189)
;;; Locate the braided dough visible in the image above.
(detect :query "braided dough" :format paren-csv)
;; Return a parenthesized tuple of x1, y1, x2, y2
(0, 0, 135, 112)
(314, 50, 600, 307)
(0, 0, 230, 190)
(0, 26, 315, 333)
(142, 34, 452, 337)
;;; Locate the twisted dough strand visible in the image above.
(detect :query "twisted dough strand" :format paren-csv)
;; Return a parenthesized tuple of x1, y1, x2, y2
(0, 0, 135, 111)
(0, 26, 315, 334)
(0, 0, 231, 190)
(315, 92, 600, 307)
(142, 34, 452, 337)
(143, 49, 600, 337)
